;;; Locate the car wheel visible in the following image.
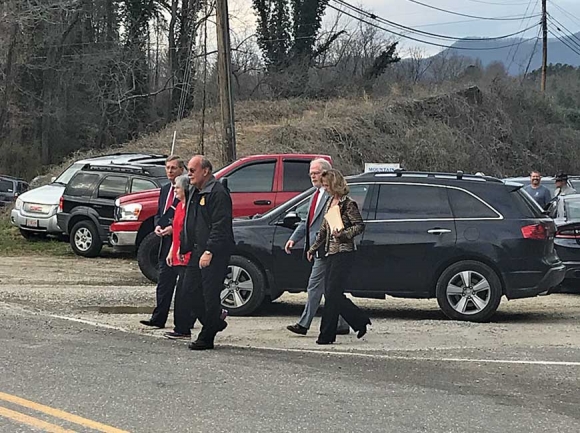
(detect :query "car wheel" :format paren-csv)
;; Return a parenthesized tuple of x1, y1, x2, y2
(436, 260, 502, 322)
(19, 229, 35, 240)
(70, 220, 102, 258)
(221, 255, 266, 316)
(137, 232, 160, 284)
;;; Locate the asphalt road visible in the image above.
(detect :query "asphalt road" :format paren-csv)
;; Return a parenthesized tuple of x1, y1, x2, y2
(1, 305, 580, 433)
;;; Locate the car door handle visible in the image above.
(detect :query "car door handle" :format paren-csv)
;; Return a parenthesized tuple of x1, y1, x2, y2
(427, 228, 452, 235)
(254, 200, 272, 205)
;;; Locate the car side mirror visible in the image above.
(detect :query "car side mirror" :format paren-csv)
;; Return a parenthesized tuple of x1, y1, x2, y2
(281, 211, 301, 228)
(219, 177, 229, 191)
(50, 176, 56, 183)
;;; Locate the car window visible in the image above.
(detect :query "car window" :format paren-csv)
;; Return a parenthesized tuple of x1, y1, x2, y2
(283, 161, 312, 192)
(227, 161, 275, 193)
(54, 163, 85, 185)
(374, 184, 452, 220)
(18, 182, 29, 193)
(97, 175, 128, 199)
(448, 188, 499, 218)
(565, 198, 580, 220)
(131, 178, 158, 193)
(0, 180, 13, 193)
(511, 189, 544, 217)
(66, 173, 100, 197)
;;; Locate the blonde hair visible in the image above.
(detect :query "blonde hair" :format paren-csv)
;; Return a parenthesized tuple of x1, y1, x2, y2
(322, 169, 349, 196)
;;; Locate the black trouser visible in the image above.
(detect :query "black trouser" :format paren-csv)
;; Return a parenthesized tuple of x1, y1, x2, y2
(173, 266, 197, 334)
(150, 255, 178, 327)
(184, 250, 231, 343)
(319, 252, 370, 342)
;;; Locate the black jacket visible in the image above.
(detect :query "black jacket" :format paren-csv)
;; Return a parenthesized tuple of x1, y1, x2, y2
(180, 176, 234, 255)
(156, 182, 178, 258)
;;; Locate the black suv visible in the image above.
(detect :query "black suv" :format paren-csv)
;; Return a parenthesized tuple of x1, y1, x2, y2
(0, 176, 29, 207)
(221, 171, 565, 321)
(57, 164, 168, 257)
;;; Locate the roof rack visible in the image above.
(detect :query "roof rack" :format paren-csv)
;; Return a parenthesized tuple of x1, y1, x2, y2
(82, 163, 164, 176)
(357, 169, 503, 183)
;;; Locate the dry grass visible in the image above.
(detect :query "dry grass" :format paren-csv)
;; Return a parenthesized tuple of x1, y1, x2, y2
(38, 84, 580, 182)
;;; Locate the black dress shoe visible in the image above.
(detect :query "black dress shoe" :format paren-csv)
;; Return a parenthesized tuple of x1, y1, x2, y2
(140, 320, 165, 329)
(188, 340, 215, 350)
(357, 319, 372, 339)
(316, 339, 334, 345)
(336, 328, 350, 335)
(287, 324, 308, 335)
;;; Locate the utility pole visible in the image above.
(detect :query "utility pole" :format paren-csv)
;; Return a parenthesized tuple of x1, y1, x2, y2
(541, 0, 548, 93)
(215, 0, 237, 163)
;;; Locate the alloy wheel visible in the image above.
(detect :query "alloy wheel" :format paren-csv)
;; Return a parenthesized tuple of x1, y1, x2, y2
(221, 265, 254, 309)
(74, 227, 93, 252)
(446, 270, 491, 315)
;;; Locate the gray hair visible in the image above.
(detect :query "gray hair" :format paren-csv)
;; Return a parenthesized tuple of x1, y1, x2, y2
(166, 155, 185, 169)
(174, 174, 190, 190)
(311, 158, 331, 171)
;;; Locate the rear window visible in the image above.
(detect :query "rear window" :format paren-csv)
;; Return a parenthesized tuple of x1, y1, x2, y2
(66, 173, 100, 197)
(448, 189, 499, 219)
(0, 180, 13, 193)
(510, 188, 544, 218)
(283, 161, 312, 192)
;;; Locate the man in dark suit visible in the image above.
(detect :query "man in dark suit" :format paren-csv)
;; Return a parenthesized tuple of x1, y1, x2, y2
(140, 156, 185, 328)
(284, 158, 349, 336)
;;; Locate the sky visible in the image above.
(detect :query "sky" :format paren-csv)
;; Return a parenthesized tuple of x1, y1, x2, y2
(225, 0, 580, 57)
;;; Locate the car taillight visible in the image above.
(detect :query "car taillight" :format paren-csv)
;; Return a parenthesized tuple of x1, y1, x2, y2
(521, 224, 548, 240)
(59, 196, 64, 212)
(556, 229, 580, 239)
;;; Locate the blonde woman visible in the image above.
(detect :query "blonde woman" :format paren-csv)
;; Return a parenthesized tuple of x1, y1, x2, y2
(307, 169, 371, 345)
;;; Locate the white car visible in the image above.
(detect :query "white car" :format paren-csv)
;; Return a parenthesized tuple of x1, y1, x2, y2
(11, 153, 166, 239)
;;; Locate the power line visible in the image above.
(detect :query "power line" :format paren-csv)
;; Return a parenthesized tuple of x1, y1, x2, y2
(327, 3, 537, 51)
(548, 28, 580, 56)
(403, 0, 542, 21)
(507, 0, 539, 72)
(523, 27, 542, 79)
(464, 0, 533, 5)
(548, 13, 580, 49)
(549, 0, 580, 28)
(333, 0, 539, 42)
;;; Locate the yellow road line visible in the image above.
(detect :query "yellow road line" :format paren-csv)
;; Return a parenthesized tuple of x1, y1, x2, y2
(0, 392, 129, 433)
(0, 405, 77, 433)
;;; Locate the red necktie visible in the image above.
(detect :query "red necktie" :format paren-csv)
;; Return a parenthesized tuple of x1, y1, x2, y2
(164, 186, 174, 212)
(308, 189, 320, 227)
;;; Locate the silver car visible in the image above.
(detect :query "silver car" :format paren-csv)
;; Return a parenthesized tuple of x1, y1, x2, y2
(11, 153, 166, 239)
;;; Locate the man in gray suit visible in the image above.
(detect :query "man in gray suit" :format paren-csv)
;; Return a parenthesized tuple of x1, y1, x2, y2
(285, 158, 349, 336)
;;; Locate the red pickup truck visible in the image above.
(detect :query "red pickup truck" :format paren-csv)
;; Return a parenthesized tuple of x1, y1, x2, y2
(110, 154, 331, 282)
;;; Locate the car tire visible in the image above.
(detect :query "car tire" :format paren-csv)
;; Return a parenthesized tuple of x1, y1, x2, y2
(137, 232, 160, 284)
(70, 220, 103, 258)
(222, 255, 266, 316)
(19, 229, 35, 240)
(436, 260, 502, 322)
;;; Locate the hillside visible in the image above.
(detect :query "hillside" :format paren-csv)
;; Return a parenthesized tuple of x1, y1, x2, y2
(39, 84, 580, 183)
(437, 33, 580, 75)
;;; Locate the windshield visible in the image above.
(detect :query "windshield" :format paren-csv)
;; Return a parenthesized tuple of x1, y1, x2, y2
(565, 198, 580, 221)
(53, 162, 85, 185)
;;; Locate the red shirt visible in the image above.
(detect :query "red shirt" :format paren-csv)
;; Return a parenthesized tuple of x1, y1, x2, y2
(171, 201, 191, 266)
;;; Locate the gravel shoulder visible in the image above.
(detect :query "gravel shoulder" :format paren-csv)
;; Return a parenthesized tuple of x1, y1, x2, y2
(2, 255, 580, 357)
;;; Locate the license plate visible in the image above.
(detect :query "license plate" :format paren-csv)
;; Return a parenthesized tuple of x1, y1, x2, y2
(26, 219, 39, 228)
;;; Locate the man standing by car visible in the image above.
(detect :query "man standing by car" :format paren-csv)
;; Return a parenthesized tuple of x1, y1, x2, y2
(284, 158, 349, 336)
(140, 156, 184, 328)
(555, 172, 577, 197)
(180, 155, 234, 350)
(524, 170, 552, 208)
